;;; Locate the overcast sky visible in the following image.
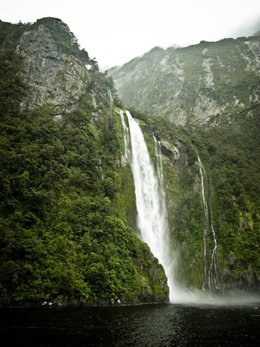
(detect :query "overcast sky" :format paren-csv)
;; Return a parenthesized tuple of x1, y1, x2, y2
(2, 0, 260, 68)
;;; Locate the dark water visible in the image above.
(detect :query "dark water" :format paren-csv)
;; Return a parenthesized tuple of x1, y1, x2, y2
(1, 302, 260, 346)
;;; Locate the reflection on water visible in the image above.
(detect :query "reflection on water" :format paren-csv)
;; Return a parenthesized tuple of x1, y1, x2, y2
(1, 301, 260, 346)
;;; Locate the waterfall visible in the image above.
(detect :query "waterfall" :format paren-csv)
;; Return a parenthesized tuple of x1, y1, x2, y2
(208, 206, 218, 290)
(120, 110, 175, 301)
(198, 156, 208, 290)
(119, 110, 220, 301)
(198, 156, 218, 291)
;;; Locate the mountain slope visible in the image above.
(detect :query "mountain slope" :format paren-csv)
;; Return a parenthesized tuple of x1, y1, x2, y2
(109, 36, 260, 125)
(1, 17, 260, 304)
(0, 18, 168, 305)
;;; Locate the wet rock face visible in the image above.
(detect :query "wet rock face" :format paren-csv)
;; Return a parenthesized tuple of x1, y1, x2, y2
(132, 252, 169, 302)
(218, 269, 260, 293)
(217, 254, 260, 293)
(228, 253, 237, 270)
(16, 25, 87, 113)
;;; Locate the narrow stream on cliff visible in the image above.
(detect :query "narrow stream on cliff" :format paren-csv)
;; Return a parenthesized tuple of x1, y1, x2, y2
(198, 156, 218, 291)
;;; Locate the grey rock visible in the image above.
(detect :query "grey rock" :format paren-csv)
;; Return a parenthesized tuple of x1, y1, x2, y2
(160, 278, 168, 291)
(16, 24, 87, 113)
(121, 155, 129, 167)
(53, 114, 63, 123)
(218, 267, 260, 293)
(91, 111, 103, 124)
(228, 253, 237, 270)
(149, 266, 161, 282)
(110, 38, 260, 126)
(160, 139, 179, 161)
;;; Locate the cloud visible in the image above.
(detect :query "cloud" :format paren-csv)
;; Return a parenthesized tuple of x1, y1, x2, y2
(1, 0, 260, 67)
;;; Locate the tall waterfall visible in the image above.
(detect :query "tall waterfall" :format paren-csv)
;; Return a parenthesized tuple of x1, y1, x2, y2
(120, 110, 175, 301)
(198, 156, 218, 291)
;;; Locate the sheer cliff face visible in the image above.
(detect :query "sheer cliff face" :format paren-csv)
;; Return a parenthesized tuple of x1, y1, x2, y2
(110, 37, 260, 126)
(16, 25, 87, 114)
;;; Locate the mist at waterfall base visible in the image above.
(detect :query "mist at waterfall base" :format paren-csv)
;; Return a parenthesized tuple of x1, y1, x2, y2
(120, 111, 260, 306)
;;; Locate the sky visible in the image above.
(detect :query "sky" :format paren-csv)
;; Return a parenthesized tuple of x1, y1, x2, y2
(2, 0, 260, 69)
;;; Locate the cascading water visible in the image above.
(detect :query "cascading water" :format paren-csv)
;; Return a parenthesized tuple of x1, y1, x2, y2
(120, 110, 175, 301)
(120, 110, 220, 301)
(198, 156, 218, 291)
(208, 206, 218, 290)
(198, 156, 208, 290)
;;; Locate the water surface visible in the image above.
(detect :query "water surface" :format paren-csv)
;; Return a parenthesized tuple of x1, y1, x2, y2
(1, 302, 260, 346)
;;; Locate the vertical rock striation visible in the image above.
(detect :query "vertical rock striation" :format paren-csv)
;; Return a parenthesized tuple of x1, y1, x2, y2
(16, 24, 88, 114)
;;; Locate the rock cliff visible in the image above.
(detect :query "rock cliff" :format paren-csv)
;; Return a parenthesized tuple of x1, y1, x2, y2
(16, 24, 88, 114)
(109, 36, 260, 126)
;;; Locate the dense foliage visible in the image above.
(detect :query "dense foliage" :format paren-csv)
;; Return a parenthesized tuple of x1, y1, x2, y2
(1, 16, 260, 300)
(194, 107, 260, 272)
(0, 19, 168, 303)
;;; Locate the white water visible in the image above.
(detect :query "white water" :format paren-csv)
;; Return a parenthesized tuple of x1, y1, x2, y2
(198, 156, 218, 290)
(120, 110, 175, 301)
(198, 156, 208, 290)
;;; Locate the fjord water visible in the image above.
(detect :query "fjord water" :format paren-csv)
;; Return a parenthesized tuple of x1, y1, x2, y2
(1, 302, 260, 346)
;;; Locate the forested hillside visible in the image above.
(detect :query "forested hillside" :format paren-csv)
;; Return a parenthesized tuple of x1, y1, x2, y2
(0, 18, 168, 305)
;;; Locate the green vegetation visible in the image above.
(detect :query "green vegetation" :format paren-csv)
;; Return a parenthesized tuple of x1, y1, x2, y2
(0, 19, 167, 303)
(1, 16, 260, 299)
(193, 106, 260, 272)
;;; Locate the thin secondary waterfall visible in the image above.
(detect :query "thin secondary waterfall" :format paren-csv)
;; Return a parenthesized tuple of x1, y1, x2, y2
(120, 110, 175, 301)
(208, 206, 218, 290)
(198, 156, 218, 291)
(198, 156, 208, 290)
